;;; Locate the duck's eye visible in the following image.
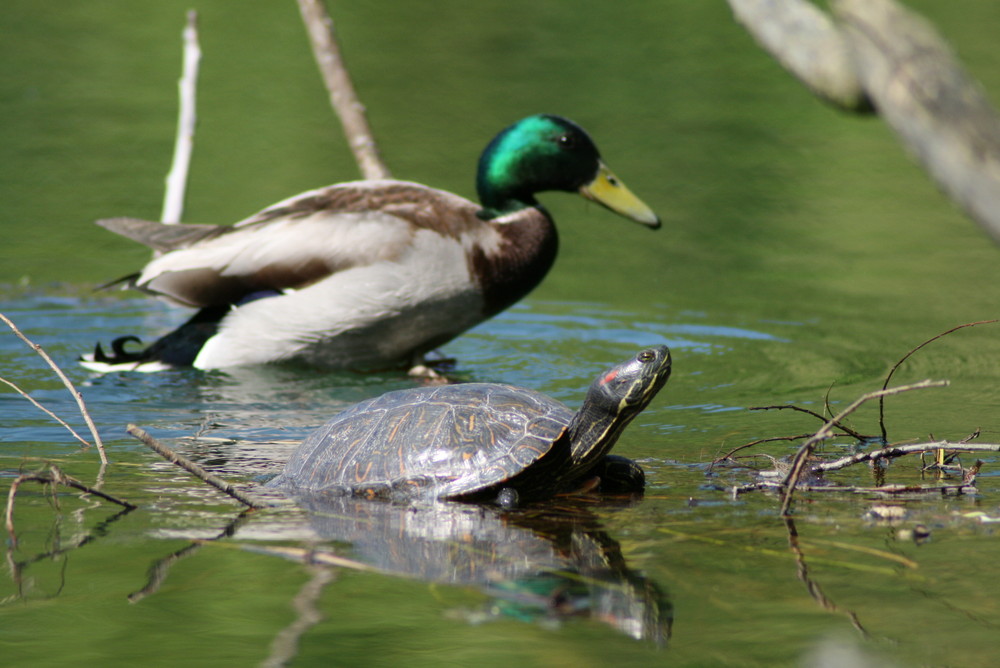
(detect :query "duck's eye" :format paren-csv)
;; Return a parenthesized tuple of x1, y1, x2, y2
(557, 133, 577, 149)
(637, 350, 656, 363)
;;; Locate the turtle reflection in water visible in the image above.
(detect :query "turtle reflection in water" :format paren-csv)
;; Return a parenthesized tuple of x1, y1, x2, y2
(268, 346, 672, 506)
(294, 494, 672, 644)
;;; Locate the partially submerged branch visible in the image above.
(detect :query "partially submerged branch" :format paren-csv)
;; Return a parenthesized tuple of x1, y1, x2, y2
(215, 541, 381, 573)
(711, 433, 816, 469)
(5, 465, 136, 547)
(778, 380, 948, 515)
(728, 322, 998, 512)
(813, 440, 1000, 475)
(735, 479, 977, 499)
(126, 424, 265, 510)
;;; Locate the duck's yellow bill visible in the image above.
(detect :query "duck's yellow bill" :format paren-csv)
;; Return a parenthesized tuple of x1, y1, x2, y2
(579, 162, 660, 229)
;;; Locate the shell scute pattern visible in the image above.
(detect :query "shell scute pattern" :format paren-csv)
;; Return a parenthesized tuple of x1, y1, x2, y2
(277, 382, 574, 497)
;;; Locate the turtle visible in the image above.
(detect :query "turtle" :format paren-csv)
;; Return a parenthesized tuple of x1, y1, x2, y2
(267, 346, 671, 507)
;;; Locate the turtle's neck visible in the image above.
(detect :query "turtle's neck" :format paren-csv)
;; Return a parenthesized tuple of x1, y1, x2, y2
(564, 401, 639, 473)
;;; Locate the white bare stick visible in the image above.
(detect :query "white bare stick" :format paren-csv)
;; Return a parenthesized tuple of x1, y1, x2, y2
(296, 0, 391, 180)
(813, 440, 1000, 473)
(0, 312, 107, 464)
(162, 10, 201, 224)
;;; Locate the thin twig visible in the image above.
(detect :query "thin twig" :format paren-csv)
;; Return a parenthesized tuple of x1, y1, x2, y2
(162, 10, 201, 224)
(296, 0, 391, 180)
(0, 376, 91, 447)
(751, 404, 870, 441)
(45, 466, 136, 509)
(779, 379, 947, 515)
(126, 424, 264, 509)
(0, 312, 106, 464)
(879, 320, 998, 441)
(710, 433, 816, 469)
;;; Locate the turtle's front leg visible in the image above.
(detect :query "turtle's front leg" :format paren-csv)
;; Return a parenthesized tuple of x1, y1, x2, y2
(591, 454, 645, 494)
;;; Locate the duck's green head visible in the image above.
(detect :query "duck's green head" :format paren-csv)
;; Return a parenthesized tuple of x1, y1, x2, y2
(476, 114, 660, 228)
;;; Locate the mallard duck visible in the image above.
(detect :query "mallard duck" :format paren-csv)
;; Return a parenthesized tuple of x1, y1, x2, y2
(83, 114, 659, 372)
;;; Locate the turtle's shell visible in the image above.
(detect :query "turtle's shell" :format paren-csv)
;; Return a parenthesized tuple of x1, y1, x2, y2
(270, 382, 576, 500)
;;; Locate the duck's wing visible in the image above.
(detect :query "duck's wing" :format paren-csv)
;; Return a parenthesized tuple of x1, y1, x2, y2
(99, 180, 488, 308)
(96, 218, 225, 253)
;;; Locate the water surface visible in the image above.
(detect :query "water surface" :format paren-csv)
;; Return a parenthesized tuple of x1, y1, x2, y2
(4, 1, 1000, 666)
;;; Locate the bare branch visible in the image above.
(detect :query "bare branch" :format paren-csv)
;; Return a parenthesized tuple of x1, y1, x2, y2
(750, 404, 871, 441)
(5, 467, 137, 547)
(0, 376, 91, 447)
(727, 0, 871, 110)
(4, 476, 22, 545)
(162, 10, 201, 224)
(834, 0, 1000, 245)
(878, 320, 998, 441)
(812, 440, 1000, 474)
(779, 379, 948, 515)
(735, 479, 976, 498)
(220, 542, 381, 572)
(731, 0, 1000, 245)
(710, 433, 815, 469)
(126, 424, 264, 509)
(0, 312, 106, 464)
(296, 0, 391, 180)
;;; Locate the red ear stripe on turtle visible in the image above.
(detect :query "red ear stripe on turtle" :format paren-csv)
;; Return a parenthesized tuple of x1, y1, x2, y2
(600, 369, 619, 385)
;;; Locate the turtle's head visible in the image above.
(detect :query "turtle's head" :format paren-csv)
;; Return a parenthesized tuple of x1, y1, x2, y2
(566, 346, 672, 468)
(589, 346, 672, 420)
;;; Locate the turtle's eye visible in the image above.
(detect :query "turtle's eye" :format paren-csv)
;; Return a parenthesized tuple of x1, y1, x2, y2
(637, 350, 656, 364)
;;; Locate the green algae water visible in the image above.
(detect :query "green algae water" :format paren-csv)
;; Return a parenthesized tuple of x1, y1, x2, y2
(4, 1, 1000, 666)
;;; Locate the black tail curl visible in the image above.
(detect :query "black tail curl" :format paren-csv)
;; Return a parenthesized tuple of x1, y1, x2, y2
(91, 335, 148, 364)
(86, 305, 228, 368)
